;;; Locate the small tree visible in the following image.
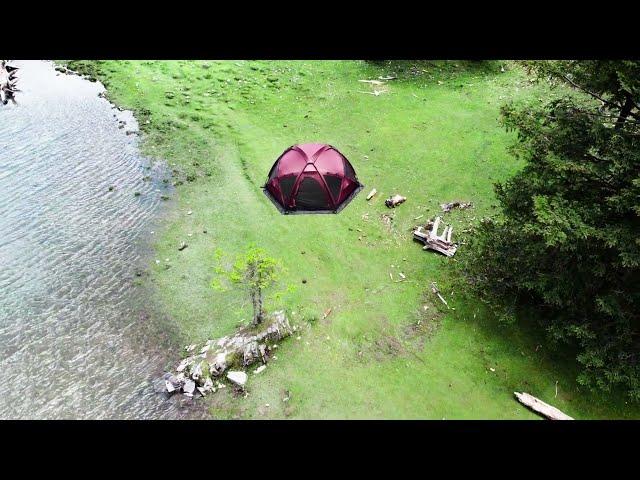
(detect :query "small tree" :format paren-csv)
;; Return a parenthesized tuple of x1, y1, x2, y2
(213, 246, 283, 327)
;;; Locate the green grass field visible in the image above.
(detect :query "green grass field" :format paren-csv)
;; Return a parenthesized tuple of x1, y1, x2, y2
(67, 60, 640, 419)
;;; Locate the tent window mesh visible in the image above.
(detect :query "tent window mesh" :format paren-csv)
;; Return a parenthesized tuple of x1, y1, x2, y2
(279, 175, 296, 202)
(295, 177, 330, 210)
(268, 162, 279, 181)
(343, 159, 356, 180)
(323, 175, 342, 202)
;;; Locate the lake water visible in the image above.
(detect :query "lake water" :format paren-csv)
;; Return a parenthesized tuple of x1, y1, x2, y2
(0, 61, 195, 419)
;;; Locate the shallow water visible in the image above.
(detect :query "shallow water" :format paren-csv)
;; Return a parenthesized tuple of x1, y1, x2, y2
(0, 61, 194, 419)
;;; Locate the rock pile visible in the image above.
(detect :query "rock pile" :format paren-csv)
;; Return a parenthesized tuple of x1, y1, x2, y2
(0, 61, 19, 105)
(163, 310, 293, 398)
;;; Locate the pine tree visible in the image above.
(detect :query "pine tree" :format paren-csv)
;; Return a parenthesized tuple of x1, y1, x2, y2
(465, 61, 640, 399)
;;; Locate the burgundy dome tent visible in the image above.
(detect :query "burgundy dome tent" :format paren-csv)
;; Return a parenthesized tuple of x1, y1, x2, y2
(263, 143, 363, 214)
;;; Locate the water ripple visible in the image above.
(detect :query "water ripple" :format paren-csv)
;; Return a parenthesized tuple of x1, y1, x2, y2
(0, 61, 193, 419)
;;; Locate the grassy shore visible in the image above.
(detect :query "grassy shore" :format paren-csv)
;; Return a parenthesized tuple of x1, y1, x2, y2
(65, 60, 640, 419)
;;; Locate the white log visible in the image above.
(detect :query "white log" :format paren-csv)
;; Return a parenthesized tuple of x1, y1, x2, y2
(514, 392, 573, 420)
(366, 188, 377, 200)
(431, 216, 441, 237)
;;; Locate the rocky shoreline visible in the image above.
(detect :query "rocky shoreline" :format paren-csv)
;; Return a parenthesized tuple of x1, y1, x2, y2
(163, 310, 295, 399)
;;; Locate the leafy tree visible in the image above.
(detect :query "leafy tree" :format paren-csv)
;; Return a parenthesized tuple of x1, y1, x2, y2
(464, 61, 640, 399)
(213, 246, 284, 326)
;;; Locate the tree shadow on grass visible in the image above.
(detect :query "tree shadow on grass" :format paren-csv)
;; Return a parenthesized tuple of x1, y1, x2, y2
(439, 270, 640, 419)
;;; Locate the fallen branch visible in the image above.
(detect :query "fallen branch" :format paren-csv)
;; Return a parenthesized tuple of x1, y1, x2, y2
(430, 282, 449, 308)
(359, 79, 386, 85)
(359, 90, 385, 96)
(514, 392, 574, 420)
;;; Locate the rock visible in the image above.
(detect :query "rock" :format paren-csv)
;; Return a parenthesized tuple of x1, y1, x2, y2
(191, 362, 203, 380)
(164, 373, 184, 393)
(183, 379, 196, 395)
(176, 358, 190, 372)
(178, 241, 188, 251)
(194, 360, 212, 385)
(208, 352, 228, 376)
(254, 365, 266, 375)
(202, 378, 214, 392)
(385, 194, 406, 208)
(226, 371, 247, 387)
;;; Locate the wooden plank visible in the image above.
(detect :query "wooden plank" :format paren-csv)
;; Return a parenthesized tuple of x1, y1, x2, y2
(514, 392, 574, 420)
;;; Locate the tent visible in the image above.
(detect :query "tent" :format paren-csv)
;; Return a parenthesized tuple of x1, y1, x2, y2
(263, 143, 363, 214)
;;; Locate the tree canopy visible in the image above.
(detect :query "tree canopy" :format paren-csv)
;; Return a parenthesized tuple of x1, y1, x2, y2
(465, 61, 640, 399)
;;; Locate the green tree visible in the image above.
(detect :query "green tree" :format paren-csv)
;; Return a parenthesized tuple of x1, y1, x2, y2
(213, 246, 283, 326)
(464, 61, 640, 399)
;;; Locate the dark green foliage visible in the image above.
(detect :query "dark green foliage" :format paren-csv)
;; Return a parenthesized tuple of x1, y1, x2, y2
(465, 61, 640, 399)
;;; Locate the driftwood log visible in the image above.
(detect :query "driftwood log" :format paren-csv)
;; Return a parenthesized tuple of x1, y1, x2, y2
(165, 310, 293, 397)
(385, 194, 406, 208)
(0, 61, 19, 105)
(413, 216, 458, 257)
(514, 392, 574, 420)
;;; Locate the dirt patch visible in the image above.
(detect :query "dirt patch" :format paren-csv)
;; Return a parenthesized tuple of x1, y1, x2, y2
(403, 293, 444, 343)
(355, 314, 430, 364)
(380, 213, 394, 231)
(373, 335, 406, 361)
